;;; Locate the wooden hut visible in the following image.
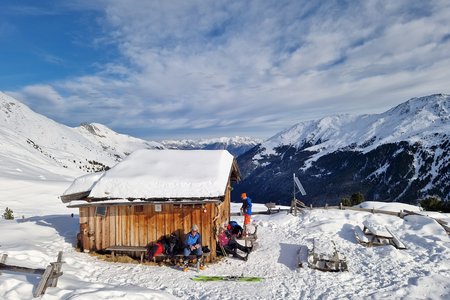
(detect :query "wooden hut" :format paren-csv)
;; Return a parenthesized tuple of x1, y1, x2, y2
(61, 149, 240, 262)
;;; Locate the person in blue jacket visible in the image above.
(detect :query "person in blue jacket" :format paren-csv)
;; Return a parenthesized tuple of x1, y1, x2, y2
(183, 224, 203, 271)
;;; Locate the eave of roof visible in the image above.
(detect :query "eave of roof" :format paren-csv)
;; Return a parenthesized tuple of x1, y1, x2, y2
(67, 197, 223, 208)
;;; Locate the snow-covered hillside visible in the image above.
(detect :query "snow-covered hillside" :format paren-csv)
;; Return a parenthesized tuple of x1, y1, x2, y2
(0, 92, 164, 179)
(236, 94, 450, 205)
(162, 136, 261, 157)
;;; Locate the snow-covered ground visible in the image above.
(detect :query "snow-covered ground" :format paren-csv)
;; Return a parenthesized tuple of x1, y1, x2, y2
(1, 173, 449, 299)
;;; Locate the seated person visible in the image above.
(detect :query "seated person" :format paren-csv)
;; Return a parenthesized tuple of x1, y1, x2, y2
(218, 227, 251, 261)
(183, 224, 203, 270)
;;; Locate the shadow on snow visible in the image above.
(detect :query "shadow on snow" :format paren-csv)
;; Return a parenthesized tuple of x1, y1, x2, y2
(23, 214, 79, 246)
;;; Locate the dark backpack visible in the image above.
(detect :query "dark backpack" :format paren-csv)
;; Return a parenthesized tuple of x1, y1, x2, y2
(165, 233, 179, 256)
(228, 221, 243, 238)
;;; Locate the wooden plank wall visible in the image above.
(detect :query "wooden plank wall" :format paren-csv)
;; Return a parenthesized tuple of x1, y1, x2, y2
(80, 202, 225, 261)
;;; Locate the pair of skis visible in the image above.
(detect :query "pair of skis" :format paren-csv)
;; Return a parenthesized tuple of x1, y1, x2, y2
(191, 275, 263, 282)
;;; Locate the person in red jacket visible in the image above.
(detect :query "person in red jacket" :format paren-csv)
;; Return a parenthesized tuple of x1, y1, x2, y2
(146, 241, 164, 261)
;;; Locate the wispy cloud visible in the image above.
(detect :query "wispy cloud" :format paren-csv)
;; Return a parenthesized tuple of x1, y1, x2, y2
(8, 0, 450, 139)
(8, 84, 65, 116)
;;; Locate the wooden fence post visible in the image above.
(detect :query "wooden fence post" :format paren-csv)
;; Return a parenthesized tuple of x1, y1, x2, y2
(0, 254, 8, 275)
(50, 251, 63, 287)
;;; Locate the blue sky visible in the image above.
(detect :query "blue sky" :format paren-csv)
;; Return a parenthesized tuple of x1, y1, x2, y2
(2, 0, 450, 140)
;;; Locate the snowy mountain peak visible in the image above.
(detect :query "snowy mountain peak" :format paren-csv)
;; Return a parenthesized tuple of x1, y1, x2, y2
(387, 94, 449, 119)
(79, 123, 109, 137)
(259, 94, 450, 158)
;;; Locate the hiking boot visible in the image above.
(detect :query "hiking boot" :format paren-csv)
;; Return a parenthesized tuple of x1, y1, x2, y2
(199, 264, 205, 270)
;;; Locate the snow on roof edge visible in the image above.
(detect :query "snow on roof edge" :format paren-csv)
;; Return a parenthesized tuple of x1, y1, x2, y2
(62, 149, 239, 202)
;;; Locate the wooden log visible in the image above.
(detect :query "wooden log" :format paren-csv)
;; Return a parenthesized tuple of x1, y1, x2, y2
(0, 263, 45, 274)
(33, 265, 53, 297)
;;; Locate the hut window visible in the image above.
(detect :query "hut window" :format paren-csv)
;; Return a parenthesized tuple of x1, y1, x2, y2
(155, 204, 162, 212)
(95, 206, 107, 217)
(135, 205, 144, 213)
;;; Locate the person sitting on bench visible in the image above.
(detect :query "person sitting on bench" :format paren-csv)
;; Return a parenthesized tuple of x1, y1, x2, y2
(218, 227, 251, 261)
(183, 224, 203, 271)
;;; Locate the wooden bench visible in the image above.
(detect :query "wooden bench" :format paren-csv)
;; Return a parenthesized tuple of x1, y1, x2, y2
(106, 246, 147, 263)
(355, 221, 406, 249)
(105, 246, 211, 264)
(265, 202, 279, 214)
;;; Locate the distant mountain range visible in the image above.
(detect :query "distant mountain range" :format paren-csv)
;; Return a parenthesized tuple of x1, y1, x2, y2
(233, 94, 449, 206)
(161, 137, 262, 156)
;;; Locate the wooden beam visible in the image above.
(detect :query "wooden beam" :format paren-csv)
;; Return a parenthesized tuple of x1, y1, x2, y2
(34, 265, 53, 297)
(0, 263, 45, 274)
(67, 199, 222, 208)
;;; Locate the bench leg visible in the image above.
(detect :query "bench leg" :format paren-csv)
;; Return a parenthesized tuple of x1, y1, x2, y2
(140, 252, 144, 264)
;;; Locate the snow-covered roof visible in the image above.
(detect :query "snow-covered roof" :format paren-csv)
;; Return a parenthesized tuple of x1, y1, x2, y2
(61, 149, 239, 202)
(61, 172, 105, 202)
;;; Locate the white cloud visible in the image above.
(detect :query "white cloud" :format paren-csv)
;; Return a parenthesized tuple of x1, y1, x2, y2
(10, 84, 64, 106)
(9, 0, 450, 139)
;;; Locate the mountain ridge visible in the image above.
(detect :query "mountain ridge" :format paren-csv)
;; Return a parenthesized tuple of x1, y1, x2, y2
(0, 92, 164, 178)
(161, 136, 262, 156)
(234, 94, 449, 205)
